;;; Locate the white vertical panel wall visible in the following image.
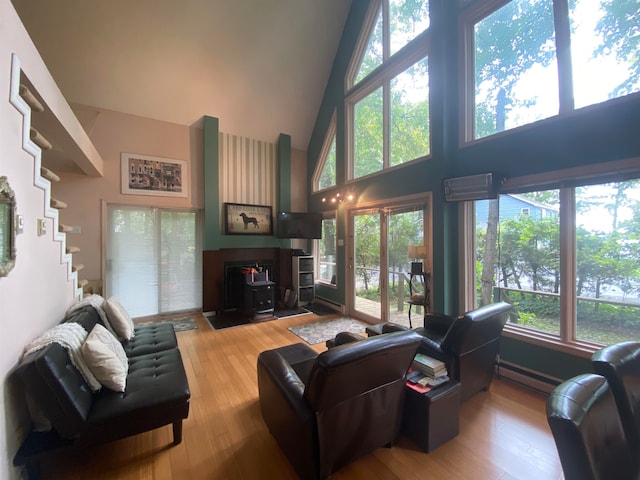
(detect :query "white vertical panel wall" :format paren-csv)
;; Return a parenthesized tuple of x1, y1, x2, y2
(219, 133, 277, 208)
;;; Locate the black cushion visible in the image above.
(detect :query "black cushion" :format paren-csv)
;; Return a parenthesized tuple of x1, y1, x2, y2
(80, 348, 190, 444)
(16, 343, 93, 439)
(64, 304, 178, 357)
(123, 323, 178, 357)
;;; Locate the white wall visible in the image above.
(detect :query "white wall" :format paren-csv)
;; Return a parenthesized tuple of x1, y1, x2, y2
(58, 106, 202, 282)
(0, 0, 82, 477)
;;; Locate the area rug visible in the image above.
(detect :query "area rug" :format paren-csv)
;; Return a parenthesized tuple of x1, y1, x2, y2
(275, 307, 311, 318)
(288, 317, 369, 345)
(137, 317, 198, 332)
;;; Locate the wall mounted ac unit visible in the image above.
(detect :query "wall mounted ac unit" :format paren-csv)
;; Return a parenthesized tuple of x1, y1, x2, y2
(443, 173, 499, 202)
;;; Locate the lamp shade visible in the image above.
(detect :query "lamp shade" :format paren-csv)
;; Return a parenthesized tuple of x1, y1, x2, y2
(408, 246, 426, 259)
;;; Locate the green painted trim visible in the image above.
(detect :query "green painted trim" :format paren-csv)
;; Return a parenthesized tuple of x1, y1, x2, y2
(203, 116, 219, 251)
(500, 337, 593, 381)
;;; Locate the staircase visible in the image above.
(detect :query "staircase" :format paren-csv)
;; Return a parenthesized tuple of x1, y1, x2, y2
(9, 54, 86, 300)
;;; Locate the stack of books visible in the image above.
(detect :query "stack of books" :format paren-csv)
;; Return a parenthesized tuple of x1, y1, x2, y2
(412, 353, 448, 379)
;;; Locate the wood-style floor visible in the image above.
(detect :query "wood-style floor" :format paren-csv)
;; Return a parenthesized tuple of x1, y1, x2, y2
(38, 312, 563, 479)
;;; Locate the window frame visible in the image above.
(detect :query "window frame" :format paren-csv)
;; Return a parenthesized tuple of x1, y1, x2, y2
(460, 0, 640, 145)
(315, 210, 338, 287)
(463, 157, 640, 357)
(312, 110, 338, 193)
(345, 1, 432, 182)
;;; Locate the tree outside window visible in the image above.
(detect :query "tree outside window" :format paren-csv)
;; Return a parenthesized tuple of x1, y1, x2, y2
(348, 0, 431, 180)
(475, 181, 640, 346)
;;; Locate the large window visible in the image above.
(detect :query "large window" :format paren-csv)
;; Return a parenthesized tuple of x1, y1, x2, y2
(473, 174, 640, 347)
(464, 0, 640, 141)
(312, 111, 337, 192)
(347, 0, 431, 180)
(106, 205, 202, 317)
(317, 213, 337, 285)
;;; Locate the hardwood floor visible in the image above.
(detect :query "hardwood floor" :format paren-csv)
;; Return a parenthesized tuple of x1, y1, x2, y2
(39, 313, 563, 479)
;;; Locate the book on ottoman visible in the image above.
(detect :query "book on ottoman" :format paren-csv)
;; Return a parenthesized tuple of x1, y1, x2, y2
(412, 353, 447, 378)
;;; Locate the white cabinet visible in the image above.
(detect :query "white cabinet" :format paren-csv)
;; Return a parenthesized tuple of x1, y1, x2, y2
(292, 255, 315, 307)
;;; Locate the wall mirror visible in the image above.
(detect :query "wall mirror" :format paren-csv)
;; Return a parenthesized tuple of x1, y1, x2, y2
(0, 176, 16, 277)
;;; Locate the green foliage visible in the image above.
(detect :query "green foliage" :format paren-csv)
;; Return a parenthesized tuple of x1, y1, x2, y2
(356, 287, 381, 301)
(592, 0, 640, 96)
(352, 0, 432, 178)
(512, 294, 560, 318)
(389, 0, 430, 55)
(498, 214, 560, 292)
(478, 178, 640, 344)
(474, 0, 555, 136)
(515, 311, 537, 326)
(318, 136, 336, 190)
(355, 5, 383, 83)
(354, 88, 384, 177)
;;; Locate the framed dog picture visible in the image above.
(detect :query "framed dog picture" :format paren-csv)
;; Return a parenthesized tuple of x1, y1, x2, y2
(224, 203, 273, 235)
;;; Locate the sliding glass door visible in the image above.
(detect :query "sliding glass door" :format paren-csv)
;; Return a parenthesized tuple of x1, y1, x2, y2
(349, 200, 428, 324)
(352, 210, 382, 320)
(106, 205, 201, 317)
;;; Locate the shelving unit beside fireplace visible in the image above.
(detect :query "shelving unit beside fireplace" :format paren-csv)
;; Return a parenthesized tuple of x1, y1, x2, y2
(292, 255, 314, 307)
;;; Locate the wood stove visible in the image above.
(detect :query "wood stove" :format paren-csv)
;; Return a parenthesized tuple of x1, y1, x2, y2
(223, 261, 275, 316)
(242, 278, 275, 316)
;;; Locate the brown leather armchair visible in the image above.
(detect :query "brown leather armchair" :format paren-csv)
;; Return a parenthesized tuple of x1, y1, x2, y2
(257, 330, 422, 480)
(547, 373, 638, 480)
(592, 341, 640, 456)
(383, 301, 513, 401)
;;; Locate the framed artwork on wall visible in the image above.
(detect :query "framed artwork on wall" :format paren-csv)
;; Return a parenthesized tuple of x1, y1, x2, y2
(121, 152, 188, 198)
(224, 203, 273, 235)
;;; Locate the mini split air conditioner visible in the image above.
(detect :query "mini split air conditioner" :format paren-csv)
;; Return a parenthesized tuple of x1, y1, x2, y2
(443, 173, 499, 202)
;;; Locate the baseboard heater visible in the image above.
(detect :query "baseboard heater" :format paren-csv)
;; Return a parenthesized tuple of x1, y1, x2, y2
(496, 359, 562, 395)
(314, 297, 345, 315)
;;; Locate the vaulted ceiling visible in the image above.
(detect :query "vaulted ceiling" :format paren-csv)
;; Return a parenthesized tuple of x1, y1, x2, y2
(12, 0, 352, 151)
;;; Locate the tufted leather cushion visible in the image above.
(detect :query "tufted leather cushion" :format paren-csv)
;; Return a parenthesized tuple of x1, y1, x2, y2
(123, 323, 178, 357)
(64, 304, 103, 333)
(79, 348, 190, 445)
(63, 304, 178, 357)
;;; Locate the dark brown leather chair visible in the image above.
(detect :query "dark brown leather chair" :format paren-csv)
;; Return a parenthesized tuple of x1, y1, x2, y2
(547, 373, 639, 480)
(592, 341, 640, 456)
(384, 301, 513, 401)
(257, 330, 422, 480)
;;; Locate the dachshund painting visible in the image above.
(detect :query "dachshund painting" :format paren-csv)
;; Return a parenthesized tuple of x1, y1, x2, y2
(239, 212, 259, 229)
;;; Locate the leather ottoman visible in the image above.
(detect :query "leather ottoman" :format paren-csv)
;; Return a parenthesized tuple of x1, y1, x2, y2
(402, 380, 461, 452)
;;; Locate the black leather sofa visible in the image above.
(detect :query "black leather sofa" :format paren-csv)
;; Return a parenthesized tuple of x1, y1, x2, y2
(12, 305, 191, 479)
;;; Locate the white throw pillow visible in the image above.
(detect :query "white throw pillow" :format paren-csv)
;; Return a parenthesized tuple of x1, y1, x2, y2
(102, 297, 135, 341)
(81, 324, 129, 392)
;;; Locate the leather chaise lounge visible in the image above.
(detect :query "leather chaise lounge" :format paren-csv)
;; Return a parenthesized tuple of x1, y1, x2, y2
(12, 304, 191, 479)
